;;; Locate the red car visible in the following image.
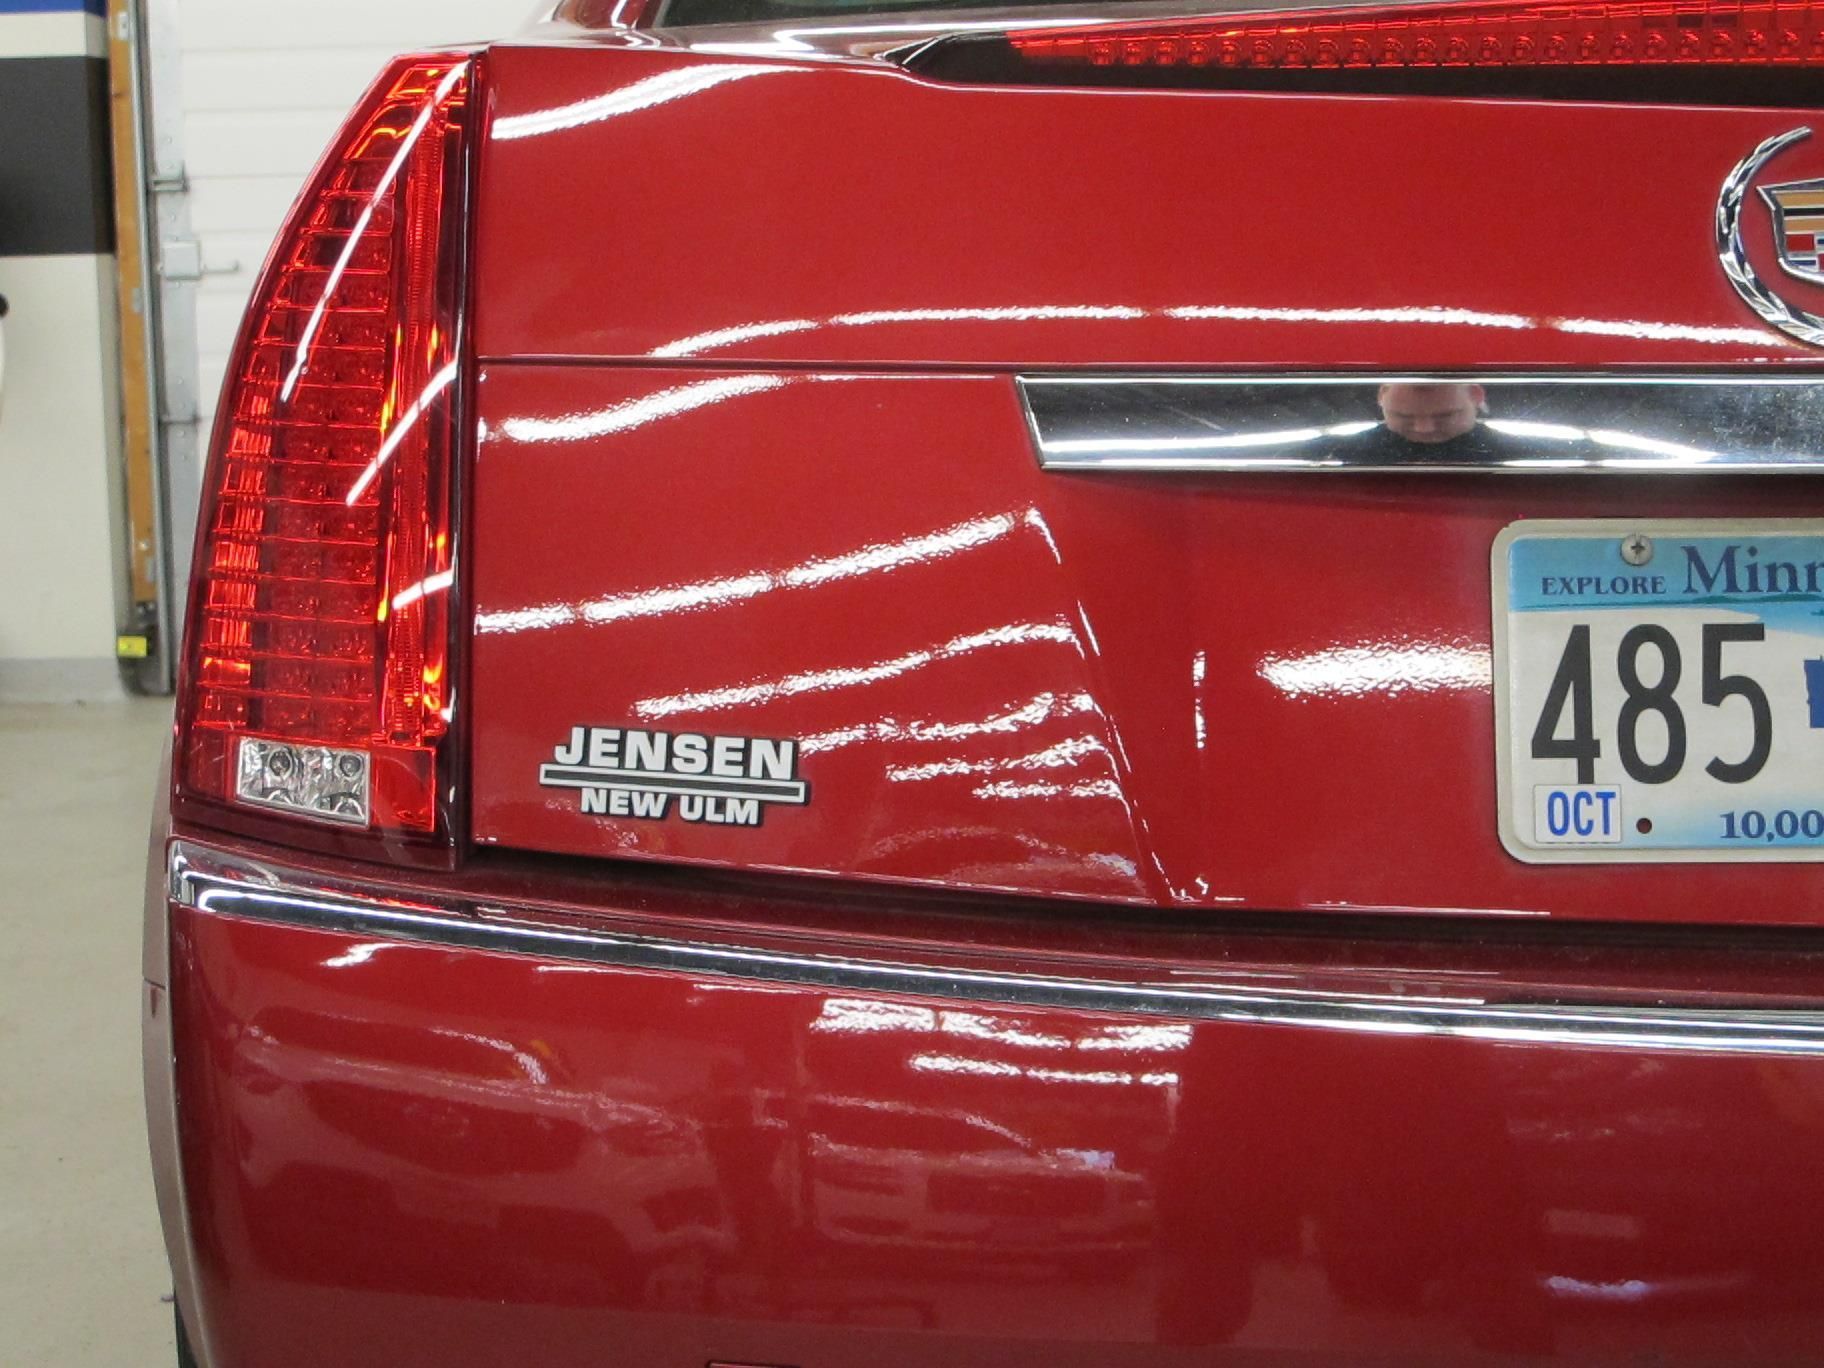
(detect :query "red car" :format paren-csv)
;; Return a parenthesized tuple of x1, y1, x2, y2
(146, 1, 1824, 1363)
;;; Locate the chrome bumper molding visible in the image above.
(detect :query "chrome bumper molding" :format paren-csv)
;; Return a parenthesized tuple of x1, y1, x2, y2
(1021, 374, 1824, 474)
(170, 839, 1824, 1056)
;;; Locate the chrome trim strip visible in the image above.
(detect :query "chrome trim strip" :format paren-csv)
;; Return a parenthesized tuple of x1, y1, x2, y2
(1021, 374, 1824, 474)
(1717, 127, 1824, 351)
(169, 840, 1824, 1056)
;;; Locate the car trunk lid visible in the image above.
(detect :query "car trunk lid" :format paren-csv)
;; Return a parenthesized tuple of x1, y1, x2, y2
(464, 40, 1824, 926)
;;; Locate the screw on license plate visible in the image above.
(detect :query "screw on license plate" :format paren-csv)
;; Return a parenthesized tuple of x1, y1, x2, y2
(1620, 533, 1654, 566)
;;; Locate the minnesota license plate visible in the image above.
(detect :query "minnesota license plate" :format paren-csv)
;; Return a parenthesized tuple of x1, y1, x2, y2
(1494, 520, 1824, 863)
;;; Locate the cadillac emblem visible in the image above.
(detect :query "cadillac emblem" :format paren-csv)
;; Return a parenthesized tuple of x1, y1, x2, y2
(1762, 175, 1824, 286)
(1718, 127, 1824, 347)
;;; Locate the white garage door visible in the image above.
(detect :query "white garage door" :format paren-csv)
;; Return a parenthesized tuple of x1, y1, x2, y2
(144, 0, 537, 607)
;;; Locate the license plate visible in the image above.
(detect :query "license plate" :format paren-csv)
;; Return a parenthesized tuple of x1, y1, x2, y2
(1494, 520, 1824, 863)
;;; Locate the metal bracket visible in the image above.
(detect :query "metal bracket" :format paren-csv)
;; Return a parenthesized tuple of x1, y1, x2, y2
(158, 239, 240, 282)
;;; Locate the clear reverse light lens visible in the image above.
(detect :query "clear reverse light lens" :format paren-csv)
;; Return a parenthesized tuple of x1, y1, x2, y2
(235, 737, 372, 826)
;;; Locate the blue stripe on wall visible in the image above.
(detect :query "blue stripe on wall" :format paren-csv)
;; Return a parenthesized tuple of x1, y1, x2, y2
(0, 1, 108, 16)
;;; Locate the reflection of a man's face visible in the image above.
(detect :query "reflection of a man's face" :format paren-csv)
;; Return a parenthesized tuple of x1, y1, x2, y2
(1377, 383, 1486, 445)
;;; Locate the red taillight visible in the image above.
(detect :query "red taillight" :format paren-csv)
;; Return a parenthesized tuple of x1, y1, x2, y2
(178, 56, 473, 838)
(1008, 0, 1824, 69)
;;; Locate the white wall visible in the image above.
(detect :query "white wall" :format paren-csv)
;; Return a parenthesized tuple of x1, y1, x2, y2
(0, 10, 125, 702)
(0, 255, 127, 701)
(154, 0, 540, 433)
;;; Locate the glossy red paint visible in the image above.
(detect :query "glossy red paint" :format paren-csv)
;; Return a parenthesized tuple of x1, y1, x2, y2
(469, 362, 1824, 924)
(157, 834, 1824, 1368)
(474, 45, 1823, 370)
(150, 23, 1824, 1368)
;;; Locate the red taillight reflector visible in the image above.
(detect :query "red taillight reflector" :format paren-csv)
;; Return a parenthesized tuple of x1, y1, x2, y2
(1009, 0, 1824, 68)
(178, 56, 472, 836)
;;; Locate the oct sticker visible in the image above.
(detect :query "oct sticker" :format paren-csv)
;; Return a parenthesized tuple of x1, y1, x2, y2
(1533, 785, 1623, 846)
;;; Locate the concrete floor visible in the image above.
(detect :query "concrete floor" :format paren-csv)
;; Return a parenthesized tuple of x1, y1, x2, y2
(1, 699, 177, 1366)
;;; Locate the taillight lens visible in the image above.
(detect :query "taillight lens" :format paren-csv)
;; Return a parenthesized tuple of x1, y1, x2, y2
(1008, 0, 1824, 69)
(177, 55, 473, 838)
